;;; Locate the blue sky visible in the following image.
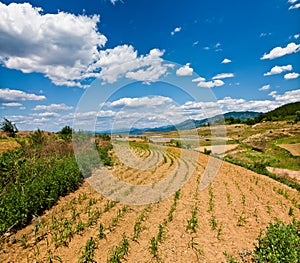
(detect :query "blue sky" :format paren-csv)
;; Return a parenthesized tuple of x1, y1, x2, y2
(0, 0, 299, 131)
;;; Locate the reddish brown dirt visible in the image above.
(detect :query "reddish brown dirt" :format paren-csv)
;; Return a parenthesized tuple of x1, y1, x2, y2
(0, 146, 299, 263)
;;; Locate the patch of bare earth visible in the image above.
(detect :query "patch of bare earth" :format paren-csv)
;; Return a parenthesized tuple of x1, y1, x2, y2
(195, 144, 239, 155)
(277, 143, 300, 156)
(267, 166, 300, 183)
(0, 146, 299, 263)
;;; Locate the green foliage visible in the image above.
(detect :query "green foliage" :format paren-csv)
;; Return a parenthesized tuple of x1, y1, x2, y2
(204, 148, 212, 155)
(295, 111, 300, 123)
(97, 143, 113, 166)
(225, 116, 241, 125)
(224, 155, 300, 192)
(98, 223, 106, 240)
(186, 206, 198, 233)
(59, 125, 73, 141)
(0, 141, 83, 234)
(223, 251, 239, 263)
(222, 102, 300, 126)
(1, 118, 18, 137)
(150, 237, 158, 257)
(78, 237, 97, 263)
(256, 102, 300, 123)
(254, 220, 300, 263)
(108, 234, 130, 262)
(30, 129, 46, 146)
(170, 139, 182, 148)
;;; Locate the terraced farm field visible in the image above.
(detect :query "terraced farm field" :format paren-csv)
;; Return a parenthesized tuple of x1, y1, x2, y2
(1, 141, 299, 262)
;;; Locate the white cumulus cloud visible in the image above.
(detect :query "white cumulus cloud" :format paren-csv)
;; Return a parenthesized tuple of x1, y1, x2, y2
(192, 77, 206, 82)
(95, 46, 170, 83)
(0, 2, 108, 87)
(289, 3, 300, 9)
(221, 58, 232, 64)
(259, 84, 271, 91)
(108, 96, 173, 108)
(33, 103, 73, 111)
(261, 42, 300, 60)
(264, 65, 293, 76)
(212, 73, 234, 80)
(176, 63, 194, 76)
(197, 80, 225, 88)
(0, 88, 45, 102)
(269, 89, 300, 101)
(2, 102, 22, 107)
(0, 2, 168, 87)
(171, 27, 181, 36)
(284, 72, 300, 79)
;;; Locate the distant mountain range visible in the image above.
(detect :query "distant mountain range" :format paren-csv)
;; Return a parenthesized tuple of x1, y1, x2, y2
(99, 111, 261, 134)
(98, 102, 300, 134)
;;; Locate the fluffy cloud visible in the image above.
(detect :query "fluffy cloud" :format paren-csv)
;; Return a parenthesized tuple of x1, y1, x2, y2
(2, 102, 22, 107)
(264, 65, 292, 76)
(0, 2, 108, 87)
(221, 58, 231, 64)
(192, 41, 199, 46)
(284, 72, 300, 79)
(176, 63, 194, 76)
(31, 112, 60, 117)
(7, 89, 300, 131)
(288, 0, 297, 3)
(192, 77, 206, 82)
(261, 42, 300, 60)
(33, 103, 73, 111)
(259, 84, 270, 91)
(94, 45, 169, 83)
(269, 89, 300, 101)
(212, 73, 234, 80)
(289, 3, 300, 9)
(0, 88, 45, 103)
(171, 27, 181, 36)
(197, 80, 225, 88)
(294, 34, 300, 39)
(108, 96, 173, 108)
(0, 3, 168, 87)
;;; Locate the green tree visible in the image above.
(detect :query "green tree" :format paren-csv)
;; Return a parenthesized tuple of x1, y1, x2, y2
(59, 125, 73, 141)
(294, 111, 300, 123)
(0, 118, 18, 137)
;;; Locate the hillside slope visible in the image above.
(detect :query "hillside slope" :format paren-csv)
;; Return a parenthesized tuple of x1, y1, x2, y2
(1, 145, 299, 262)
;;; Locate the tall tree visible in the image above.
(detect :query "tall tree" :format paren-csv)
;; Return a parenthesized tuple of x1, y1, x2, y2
(1, 118, 18, 137)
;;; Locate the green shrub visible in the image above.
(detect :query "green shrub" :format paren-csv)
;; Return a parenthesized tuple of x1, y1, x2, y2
(254, 220, 300, 263)
(0, 140, 83, 234)
(0, 156, 82, 233)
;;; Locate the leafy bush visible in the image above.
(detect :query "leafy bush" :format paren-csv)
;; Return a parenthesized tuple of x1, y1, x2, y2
(0, 132, 114, 234)
(0, 139, 83, 234)
(254, 220, 300, 263)
(0, 118, 18, 137)
(0, 154, 82, 233)
(58, 125, 73, 141)
(204, 148, 212, 155)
